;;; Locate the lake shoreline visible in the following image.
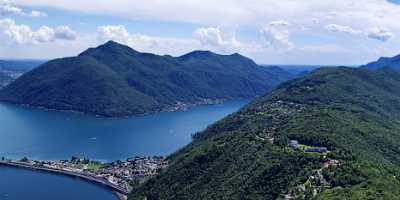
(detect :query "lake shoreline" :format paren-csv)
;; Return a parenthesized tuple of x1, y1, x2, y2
(0, 157, 167, 199)
(0, 97, 248, 119)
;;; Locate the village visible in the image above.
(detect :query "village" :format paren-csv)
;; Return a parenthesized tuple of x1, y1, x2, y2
(0, 156, 168, 196)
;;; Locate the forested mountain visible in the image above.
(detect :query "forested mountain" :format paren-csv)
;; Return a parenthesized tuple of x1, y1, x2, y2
(129, 67, 400, 200)
(0, 72, 12, 89)
(362, 54, 400, 70)
(0, 41, 294, 117)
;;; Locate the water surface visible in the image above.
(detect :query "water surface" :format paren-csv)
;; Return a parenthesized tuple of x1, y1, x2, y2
(0, 99, 250, 161)
(0, 165, 118, 200)
(0, 100, 250, 200)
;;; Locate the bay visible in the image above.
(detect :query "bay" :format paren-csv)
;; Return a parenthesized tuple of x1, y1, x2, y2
(0, 99, 249, 200)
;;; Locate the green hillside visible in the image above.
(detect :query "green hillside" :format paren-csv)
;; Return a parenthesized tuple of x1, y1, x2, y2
(129, 67, 400, 200)
(0, 41, 294, 117)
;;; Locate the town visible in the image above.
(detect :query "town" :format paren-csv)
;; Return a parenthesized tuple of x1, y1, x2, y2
(0, 156, 168, 198)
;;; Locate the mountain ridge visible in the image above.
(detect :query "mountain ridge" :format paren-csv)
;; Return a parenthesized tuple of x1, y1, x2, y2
(362, 54, 400, 70)
(128, 67, 400, 200)
(0, 41, 295, 117)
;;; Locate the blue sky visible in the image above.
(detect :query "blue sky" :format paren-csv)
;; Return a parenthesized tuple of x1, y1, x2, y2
(1, 0, 400, 65)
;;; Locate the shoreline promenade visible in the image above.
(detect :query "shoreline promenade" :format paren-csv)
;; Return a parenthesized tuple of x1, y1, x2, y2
(0, 160, 130, 196)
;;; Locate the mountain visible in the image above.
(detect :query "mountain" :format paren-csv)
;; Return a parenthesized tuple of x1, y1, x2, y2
(0, 71, 12, 89)
(0, 41, 295, 117)
(0, 59, 45, 71)
(263, 64, 324, 75)
(362, 54, 400, 70)
(129, 67, 400, 200)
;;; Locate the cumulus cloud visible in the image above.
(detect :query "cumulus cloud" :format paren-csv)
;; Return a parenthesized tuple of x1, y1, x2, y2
(28, 10, 47, 17)
(260, 21, 293, 51)
(367, 27, 393, 41)
(325, 24, 363, 35)
(193, 27, 245, 53)
(325, 23, 393, 42)
(0, 19, 76, 44)
(97, 25, 199, 55)
(269, 20, 290, 26)
(7, 0, 400, 64)
(97, 25, 260, 56)
(97, 25, 130, 43)
(54, 26, 77, 40)
(0, 0, 46, 17)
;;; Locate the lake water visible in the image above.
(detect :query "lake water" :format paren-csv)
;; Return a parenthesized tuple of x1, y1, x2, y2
(0, 99, 249, 200)
(0, 165, 118, 200)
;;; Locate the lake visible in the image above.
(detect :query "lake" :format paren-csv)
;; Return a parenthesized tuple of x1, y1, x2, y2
(0, 99, 250, 200)
(0, 165, 118, 200)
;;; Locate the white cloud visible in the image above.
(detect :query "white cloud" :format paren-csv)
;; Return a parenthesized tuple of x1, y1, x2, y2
(325, 24, 393, 42)
(7, 0, 400, 64)
(97, 25, 130, 43)
(269, 20, 290, 26)
(97, 25, 261, 56)
(0, 19, 77, 44)
(367, 27, 393, 41)
(312, 17, 320, 23)
(0, 0, 46, 17)
(325, 24, 363, 35)
(0, 0, 22, 16)
(193, 27, 246, 53)
(55, 26, 77, 40)
(97, 25, 200, 55)
(260, 21, 294, 51)
(28, 10, 47, 17)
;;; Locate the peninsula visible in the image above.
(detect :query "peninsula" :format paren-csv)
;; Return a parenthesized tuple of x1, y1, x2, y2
(0, 156, 168, 200)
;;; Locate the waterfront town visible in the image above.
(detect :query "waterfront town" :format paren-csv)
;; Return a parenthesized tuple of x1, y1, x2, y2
(0, 156, 168, 198)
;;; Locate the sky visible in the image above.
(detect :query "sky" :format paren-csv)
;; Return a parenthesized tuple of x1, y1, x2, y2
(1, 0, 400, 65)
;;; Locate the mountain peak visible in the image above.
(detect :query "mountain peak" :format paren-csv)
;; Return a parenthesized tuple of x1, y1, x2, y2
(79, 40, 139, 57)
(179, 50, 217, 59)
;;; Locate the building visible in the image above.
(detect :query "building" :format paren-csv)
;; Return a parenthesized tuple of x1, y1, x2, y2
(289, 140, 299, 149)
(305, 147, 328, 153)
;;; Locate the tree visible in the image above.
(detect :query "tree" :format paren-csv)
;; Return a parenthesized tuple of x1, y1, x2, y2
(21, 157, 29, 162)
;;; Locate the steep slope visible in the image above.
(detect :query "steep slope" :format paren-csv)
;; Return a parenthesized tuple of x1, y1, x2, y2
(129, 67, 400, 200)
(0, 71, 12, 89)
(0, 41, 294, 117)
(362, 54, 400, 70)
(0, 56, 157, 116)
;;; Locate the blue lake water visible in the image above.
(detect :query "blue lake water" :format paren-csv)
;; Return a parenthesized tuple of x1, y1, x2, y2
(0, 165, 118, 200)
(0, 99, 249, 200)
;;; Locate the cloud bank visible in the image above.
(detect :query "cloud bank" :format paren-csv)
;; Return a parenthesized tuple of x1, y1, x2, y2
(0, 18, 76, 44)
(0, 0, 46, 17)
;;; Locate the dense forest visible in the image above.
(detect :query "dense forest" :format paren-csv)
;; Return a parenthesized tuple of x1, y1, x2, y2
(129, 67, 400, 200)
(0, 71, 12, 89)
(0, 41, 294, 117)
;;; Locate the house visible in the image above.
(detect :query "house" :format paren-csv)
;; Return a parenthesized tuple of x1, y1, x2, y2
(289, 140, 299, 149)
(305, 147, 328, 153)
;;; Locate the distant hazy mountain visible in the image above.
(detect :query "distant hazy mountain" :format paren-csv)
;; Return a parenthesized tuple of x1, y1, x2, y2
(362, 54, 400, 70)
(0, 59, 45, 72)
(129, 67, 400, 200)
(263, 64, 323, 75)
(0, 41, 295, 117)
